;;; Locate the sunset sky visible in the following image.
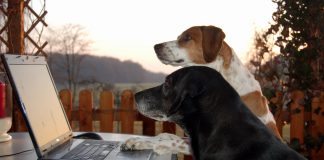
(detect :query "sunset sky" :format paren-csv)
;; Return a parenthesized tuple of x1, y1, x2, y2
(40, 0, 276, 74)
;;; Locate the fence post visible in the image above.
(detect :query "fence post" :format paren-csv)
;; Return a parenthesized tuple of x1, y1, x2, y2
(59, 89, 72, 127)
(290, 90, 305, 144)
(163, 122, 176, 134)
(137, 113, 156, 136)
(99, 90, 114, 132)
(120, 90, 135, 134)
(79, 89, 93, 131)
(310, 92, 324, 159)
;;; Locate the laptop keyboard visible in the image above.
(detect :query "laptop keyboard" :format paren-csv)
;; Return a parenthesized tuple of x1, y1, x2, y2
(62, 140, 119, 160)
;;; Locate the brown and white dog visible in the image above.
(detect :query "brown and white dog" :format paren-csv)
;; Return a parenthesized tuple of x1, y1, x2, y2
(153, 25, 282, 140)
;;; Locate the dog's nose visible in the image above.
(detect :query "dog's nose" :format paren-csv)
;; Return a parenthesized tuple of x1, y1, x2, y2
(154, 43, 164, 53)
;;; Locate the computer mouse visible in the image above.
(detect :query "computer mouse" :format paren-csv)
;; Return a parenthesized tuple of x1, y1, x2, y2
(73, 132, 103, 140)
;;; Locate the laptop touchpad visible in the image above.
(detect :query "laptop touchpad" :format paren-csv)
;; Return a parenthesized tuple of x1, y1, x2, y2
(116, 150, 153, 160)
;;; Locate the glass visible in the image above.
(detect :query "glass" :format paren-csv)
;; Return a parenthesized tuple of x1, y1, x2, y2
(0, 72, 12, 142)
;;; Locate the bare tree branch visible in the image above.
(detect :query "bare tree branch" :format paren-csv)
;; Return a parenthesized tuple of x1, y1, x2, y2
(43, 24, 92, 105)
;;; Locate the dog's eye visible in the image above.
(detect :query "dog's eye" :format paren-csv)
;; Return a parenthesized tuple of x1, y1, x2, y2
(179, 34, 192, 42)
(164, 79, 171, 88)
(162, 78, 172, 95)
(183, 35, 192, 42)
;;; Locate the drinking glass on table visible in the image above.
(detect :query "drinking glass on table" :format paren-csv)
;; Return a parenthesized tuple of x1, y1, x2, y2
(0, 72, 12, 142)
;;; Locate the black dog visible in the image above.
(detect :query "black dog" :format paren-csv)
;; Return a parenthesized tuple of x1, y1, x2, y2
(135, 66, 306, 160)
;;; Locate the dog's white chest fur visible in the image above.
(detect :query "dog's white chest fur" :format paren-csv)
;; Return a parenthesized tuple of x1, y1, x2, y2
(188, 49, 261, 96)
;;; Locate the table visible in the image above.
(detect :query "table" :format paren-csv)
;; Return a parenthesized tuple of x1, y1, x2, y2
(0, 132, 175, 160)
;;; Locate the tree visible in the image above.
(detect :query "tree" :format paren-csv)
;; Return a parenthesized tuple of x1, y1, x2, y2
(261, 0, 323, 91)
(44, 24, 92, 105)
(247, 30, 290, 97)
(248, 0, 324, 157)
(248, 0, 323, 112)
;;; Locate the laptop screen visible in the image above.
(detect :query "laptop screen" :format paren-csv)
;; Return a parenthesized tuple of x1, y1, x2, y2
(2, 54, 72, 155)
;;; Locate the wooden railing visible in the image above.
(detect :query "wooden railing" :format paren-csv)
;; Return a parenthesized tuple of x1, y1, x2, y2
(59, 89, 178, 135)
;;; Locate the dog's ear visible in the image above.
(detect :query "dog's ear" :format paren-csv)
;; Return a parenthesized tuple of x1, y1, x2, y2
(188, 83, 206, 98)
(201, 26, 225, 63)
(168, 82, 205, 115)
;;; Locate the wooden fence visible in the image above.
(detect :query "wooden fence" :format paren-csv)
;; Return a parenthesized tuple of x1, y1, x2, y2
(270, 90, 324, 159)
(58, 89, 178, 135)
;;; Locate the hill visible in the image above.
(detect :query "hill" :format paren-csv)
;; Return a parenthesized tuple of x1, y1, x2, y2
(48, 53, 166, 85)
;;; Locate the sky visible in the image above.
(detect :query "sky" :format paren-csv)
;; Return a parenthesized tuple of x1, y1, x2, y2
(36, 0, 276, 74)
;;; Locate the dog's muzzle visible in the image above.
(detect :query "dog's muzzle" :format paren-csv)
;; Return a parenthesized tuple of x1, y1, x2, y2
(135, 89, 169, 121)
(154, 43, 164, 54)
(154, 42, 188, 66)
(154, 43, 170, 62)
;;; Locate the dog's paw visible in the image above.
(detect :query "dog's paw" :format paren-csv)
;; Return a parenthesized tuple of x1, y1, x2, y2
(121, 133, 191, 155)
(154, 133, 191, 155)
(121, 137, 153, 151)
(155, 133, 183, 141)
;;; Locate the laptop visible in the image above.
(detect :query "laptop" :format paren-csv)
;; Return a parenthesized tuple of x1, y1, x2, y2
(1, 54, 174, 160)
